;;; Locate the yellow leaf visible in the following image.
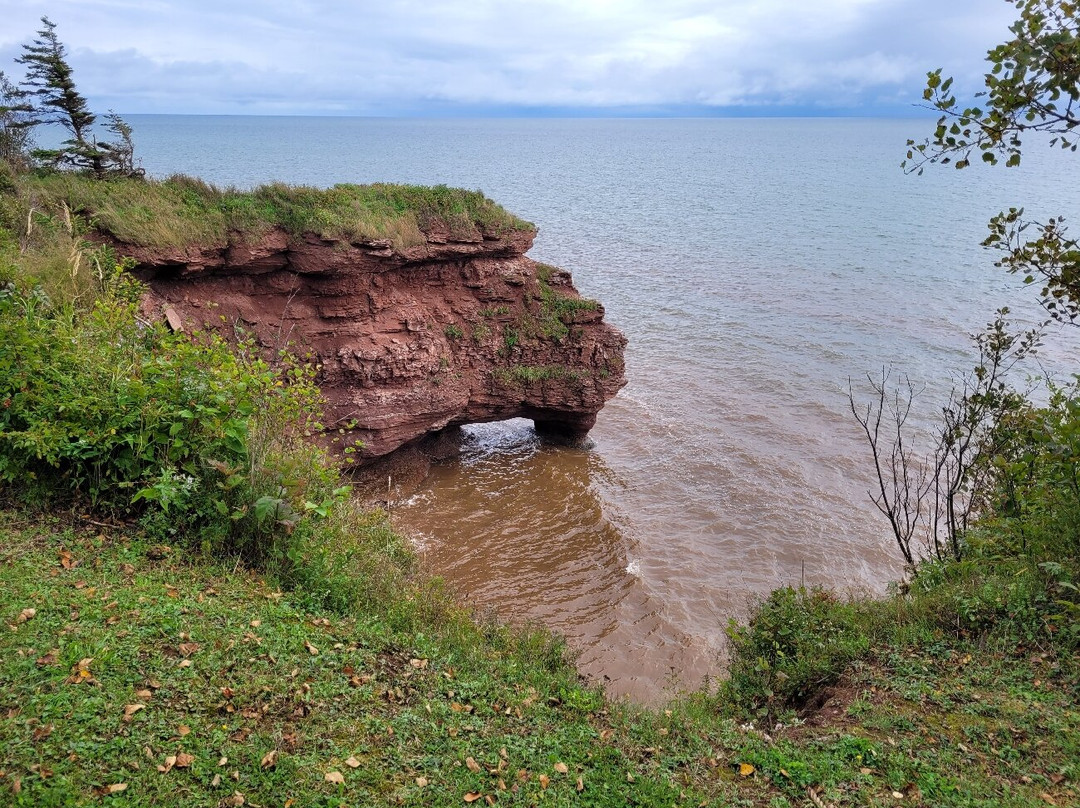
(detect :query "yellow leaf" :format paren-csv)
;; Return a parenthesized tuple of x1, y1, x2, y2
(738, 763, 755, 777)
(325, 771, 345, 785)
(107, 783, 127, 794)
(539, 774, 550, 789)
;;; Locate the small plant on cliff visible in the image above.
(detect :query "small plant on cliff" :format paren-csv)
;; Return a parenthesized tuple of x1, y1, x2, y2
(444, 322, 464, 340)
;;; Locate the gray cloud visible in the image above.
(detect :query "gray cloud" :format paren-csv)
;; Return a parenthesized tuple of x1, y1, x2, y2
(0, 0, 1021, 114)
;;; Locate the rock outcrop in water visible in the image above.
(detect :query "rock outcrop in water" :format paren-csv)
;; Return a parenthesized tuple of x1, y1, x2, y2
(119, 224, 626, 460)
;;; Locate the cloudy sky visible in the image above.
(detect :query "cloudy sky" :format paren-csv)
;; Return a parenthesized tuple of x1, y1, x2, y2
(0, 0, 1018, 116)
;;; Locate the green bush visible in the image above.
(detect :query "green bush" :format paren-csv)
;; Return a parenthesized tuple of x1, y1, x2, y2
(0, 251, 335, 564)
(722, 587, 874, 720)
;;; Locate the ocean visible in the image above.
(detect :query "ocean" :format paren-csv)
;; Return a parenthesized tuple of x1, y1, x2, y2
(121, 115, 1080, 701)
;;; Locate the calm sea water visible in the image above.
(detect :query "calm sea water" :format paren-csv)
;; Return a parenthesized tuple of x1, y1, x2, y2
(122, 115, 1080, 701)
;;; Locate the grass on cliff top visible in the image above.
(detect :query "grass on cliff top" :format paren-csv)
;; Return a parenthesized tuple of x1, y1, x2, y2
(2, 510, 1079, 808)
(12, 171, 534, 250)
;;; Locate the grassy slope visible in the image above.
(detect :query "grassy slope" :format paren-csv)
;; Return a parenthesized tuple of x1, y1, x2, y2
(2, 511, 1077, 808)
(17, 173, 534, 250)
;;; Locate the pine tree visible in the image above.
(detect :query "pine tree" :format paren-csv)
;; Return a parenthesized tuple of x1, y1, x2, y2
(15, 16, 139, 178)
(0, 71, 35, 171)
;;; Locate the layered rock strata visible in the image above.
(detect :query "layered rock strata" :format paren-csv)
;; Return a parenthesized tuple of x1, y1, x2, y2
(120, 225, 626, 461)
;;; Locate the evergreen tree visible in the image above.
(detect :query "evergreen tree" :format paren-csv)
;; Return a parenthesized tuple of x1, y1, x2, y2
(0, 71, 34, 171)
(15, 16, 139, 178)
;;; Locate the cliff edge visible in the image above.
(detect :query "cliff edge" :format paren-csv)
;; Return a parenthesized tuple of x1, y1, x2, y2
(101, 193, 626, 461)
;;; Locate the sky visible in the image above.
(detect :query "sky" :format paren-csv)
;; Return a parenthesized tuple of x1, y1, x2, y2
(0, 0, 1020, 117)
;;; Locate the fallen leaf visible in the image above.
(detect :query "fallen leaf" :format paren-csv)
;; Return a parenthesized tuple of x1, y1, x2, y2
(554, 762, 569, 774)
(464, 793, 483, 803)
(892, 792, 905, 800)
(305, 640, 319, 656)
(325, 771, 345, 785)
(345, 756, 361, 769)
(59, 549, 77, 569)
(250, 620, 261, 628)
(739, 763, 755, 777)
(16, 608, 36, 623)
(1040, 795, 1057, 806)
(122, 704, 145, 722)
(178, 725, 191, 737)
(211, 774, 221, 787)
(32, 724, 54, 742)
(106, 783, 127, 794)
(260, 750, 278, 769)
(466, 757, 482, 773)
(485, 797, 496, 806)
(175, 753, 194, 768)
(539, 774, 550, 789)
(178, 642, 200, 657)
(576, 776, 584, 792)
(409, 658, 428, 669)
(220, 792, 245, 807)
(416, 776, 429, 787)
(218, 757, 228, 767)
(158, 756, 177, 774)
(35, 649, 59, 667)
(165, 585, 179, 598)
(178, 660, 192, 669)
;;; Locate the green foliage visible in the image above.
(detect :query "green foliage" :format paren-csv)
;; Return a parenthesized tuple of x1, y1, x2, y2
(443, 322, 464, 340)
(0, 249, 334, 564)
(722, 587, 874, 720)
(0, 71, 34, 171)
(906, 1, 1080, 324)
(495, 364, 582, 385)
(529, 262, 599, 343)
(21, 173, 531, 250)
(13, 17, 139, 178)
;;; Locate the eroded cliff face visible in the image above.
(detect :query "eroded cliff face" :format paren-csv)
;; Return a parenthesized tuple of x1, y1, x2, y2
(119, 224, 626, 461)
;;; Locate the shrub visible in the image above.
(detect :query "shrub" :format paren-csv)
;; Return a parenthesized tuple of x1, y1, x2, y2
(722, 587, 874, 720)
(0, 250, 332, 564)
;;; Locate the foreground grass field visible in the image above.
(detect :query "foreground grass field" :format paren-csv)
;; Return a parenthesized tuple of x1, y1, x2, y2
(2, 509, 1077, 808)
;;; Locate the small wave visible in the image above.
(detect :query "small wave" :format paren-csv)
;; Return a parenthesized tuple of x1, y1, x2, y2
(625, 559, 641, 577)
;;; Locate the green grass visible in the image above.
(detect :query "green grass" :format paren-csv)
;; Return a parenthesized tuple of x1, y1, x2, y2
(16, 173, 534, 250)
(3, 510, 1078, 807)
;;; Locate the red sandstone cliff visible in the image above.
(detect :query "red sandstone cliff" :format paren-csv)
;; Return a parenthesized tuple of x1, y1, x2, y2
(119, 224, 626, 461)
